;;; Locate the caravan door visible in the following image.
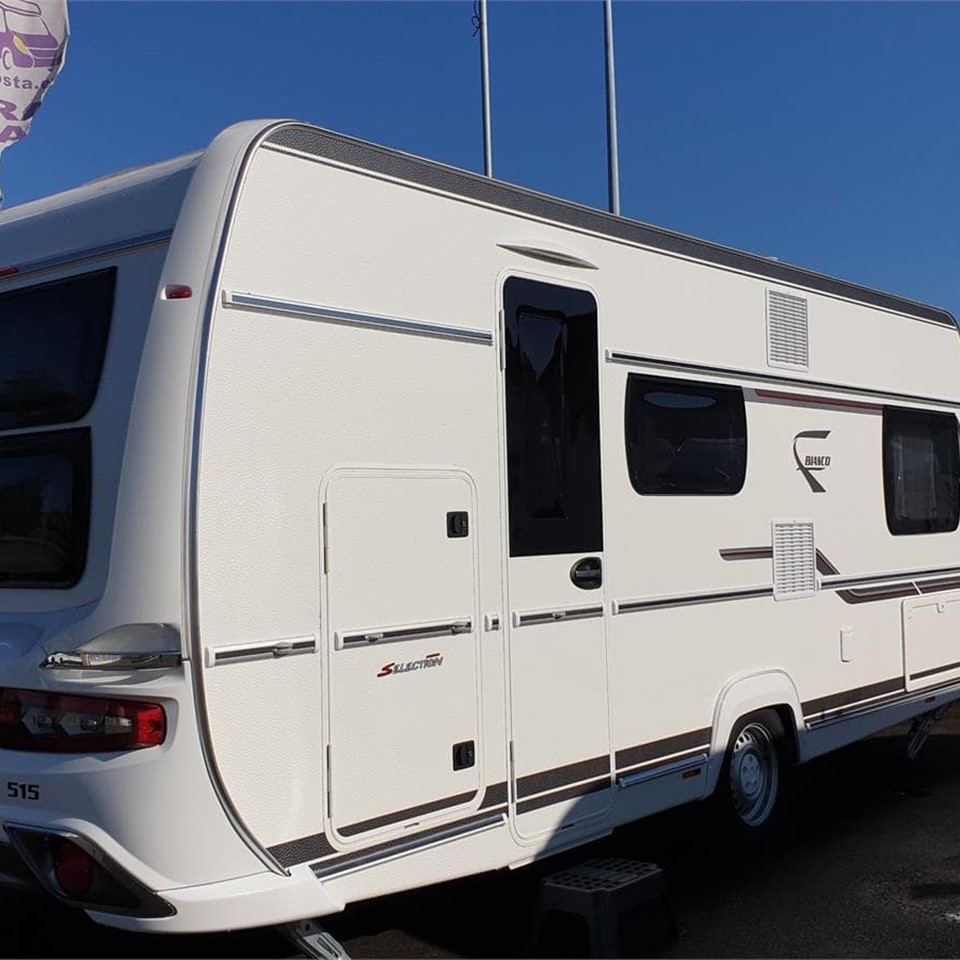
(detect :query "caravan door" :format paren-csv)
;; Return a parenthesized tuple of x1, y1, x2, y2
(501, 277, 612, 840)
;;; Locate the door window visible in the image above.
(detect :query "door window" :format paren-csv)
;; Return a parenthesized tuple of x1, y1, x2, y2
(503, 278, 602, 557)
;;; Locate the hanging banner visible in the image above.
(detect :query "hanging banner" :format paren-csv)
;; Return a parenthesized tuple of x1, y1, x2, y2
(0, 0, 69, 199)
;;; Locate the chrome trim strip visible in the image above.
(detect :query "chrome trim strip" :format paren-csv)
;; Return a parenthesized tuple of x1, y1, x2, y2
(207, 636, 316, 666)
(0, 230, 173, 285)
(185, 122, 292, 877)
(496, 242, 598, 270)
(617, 752, 709, 789)
(310, 813, 505, 880)
(821, 565, 960, 590)
(512, 604, 604, 627)
(606, 349, 960, 410)
(339, 619, 471, 648)
(222, 290, 494, 345)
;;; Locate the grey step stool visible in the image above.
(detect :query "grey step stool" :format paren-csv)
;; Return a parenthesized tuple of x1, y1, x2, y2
(532, 857, 678, 958)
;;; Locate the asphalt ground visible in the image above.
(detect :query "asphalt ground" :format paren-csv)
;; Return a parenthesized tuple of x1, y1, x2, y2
(5, 707, 960, 958)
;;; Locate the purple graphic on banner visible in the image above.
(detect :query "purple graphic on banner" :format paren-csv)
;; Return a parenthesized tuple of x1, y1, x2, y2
(0, 0, 68, 199)
(1, 0, 62, 69)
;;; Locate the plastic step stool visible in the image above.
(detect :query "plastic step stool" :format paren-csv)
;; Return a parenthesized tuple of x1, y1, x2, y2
(533, 857, 678, 958)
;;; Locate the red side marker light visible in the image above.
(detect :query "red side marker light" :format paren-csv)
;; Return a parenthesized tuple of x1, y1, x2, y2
(0, 266, 20, 279)
(162, 284, 192, 300)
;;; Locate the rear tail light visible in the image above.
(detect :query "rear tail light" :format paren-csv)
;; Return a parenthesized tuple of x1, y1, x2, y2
(0, 688, 166, 752)
(52, 838, 94, 899)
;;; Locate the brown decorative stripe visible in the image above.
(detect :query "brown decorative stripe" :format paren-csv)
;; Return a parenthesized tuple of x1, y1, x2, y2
(338, 789, 477, 838)
(815, 551, 839, 576)
(615, 727, 712, 772)
(917, 578, 960, 594)
(754, 388, 883, 412)
(268, 832, 336, 868)
(719, 547, 771, 561)
(310, 807, 506, 878)
(617, 746, 709, 781)
(480, 781, 508, 809)
(838, 583, 918, 605)
(516, 777, 609, 817)
(617, 587, 771, 613)
(517, 755, 610, 800)
(274, 781, 508, 869)
(721, 547, 960, 606)
(802, 677, 904, 720)
(910, 660, 960, 682)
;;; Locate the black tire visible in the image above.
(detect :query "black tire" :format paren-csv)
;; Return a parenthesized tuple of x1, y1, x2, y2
(717, 709, 787, 832)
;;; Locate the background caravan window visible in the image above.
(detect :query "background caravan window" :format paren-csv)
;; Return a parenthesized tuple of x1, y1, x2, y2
(0, 429, 91, 587)
(0, 268, 115, 431)
(883, 407, 960, 536)
(625, 375, 747, 496)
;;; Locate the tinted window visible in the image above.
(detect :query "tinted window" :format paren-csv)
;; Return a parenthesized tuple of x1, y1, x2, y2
(625, 375, 746, 495)
(0, 429, 91, 588)
(0, 269, 115, 431)
(504, 278, 602, 557)
(883, 408, 960, 535)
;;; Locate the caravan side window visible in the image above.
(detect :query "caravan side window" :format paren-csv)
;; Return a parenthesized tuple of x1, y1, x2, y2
(883, 407, 960, 536)
(624, 374, 746, 495)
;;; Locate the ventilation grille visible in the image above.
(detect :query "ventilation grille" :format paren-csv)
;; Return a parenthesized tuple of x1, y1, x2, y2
(772, 520, 817, 600)
(767, 290, 809, 369)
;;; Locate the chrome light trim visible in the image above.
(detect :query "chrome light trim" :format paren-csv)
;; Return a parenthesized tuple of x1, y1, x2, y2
(41, 650, 182, 670)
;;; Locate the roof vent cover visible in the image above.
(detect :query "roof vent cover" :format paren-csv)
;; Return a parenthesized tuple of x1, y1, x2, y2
(772, 519, 817, 601)
(767, 290, 809, 370)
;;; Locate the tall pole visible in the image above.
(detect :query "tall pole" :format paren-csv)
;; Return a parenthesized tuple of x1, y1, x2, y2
(603, 0, 621, 215)
(479, 0, 493, 178)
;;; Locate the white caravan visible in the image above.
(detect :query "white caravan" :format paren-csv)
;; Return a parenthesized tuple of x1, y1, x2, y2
(0, 120, 959, 944)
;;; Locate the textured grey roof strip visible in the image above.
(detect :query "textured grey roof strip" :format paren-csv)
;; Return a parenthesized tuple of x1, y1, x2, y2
(264, 125, 955, 329)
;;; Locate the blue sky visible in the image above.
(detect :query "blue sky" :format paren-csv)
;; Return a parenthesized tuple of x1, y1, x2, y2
(3, 1, 959, 320)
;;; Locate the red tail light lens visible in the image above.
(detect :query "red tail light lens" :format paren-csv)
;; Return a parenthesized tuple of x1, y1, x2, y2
(0, 688, 166, 752)
(53, 838, 94, 899)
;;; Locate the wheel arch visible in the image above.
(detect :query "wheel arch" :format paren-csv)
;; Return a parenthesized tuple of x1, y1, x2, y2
(706, 670, 805, 795)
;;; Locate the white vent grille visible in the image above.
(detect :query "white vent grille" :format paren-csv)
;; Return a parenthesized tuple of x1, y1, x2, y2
(767, 290, 809, 369)
(772, 520, 817, 600)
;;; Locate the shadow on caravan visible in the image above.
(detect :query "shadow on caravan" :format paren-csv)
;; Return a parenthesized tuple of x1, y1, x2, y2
(0, 120, 958, 952)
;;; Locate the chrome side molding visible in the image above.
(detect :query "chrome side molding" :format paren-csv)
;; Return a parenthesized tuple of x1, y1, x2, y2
(512, 605, 604, 628)
(206, 635, 317, 667)
(338, 619, 472, 649)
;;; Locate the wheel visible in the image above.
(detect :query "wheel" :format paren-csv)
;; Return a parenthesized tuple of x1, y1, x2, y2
(720, 709, 786, 830)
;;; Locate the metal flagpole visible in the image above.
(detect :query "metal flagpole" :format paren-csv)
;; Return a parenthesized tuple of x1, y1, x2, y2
(603, 0, 621, 215)
(479, 0, 493, 178)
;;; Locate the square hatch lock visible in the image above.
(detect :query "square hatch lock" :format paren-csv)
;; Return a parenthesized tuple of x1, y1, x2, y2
(452, 740, 475, 770)
(446, 511, 469, 538)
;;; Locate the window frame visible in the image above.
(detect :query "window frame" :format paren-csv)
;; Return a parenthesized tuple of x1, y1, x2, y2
(0, 267, 116, 432)
(503, 276, 603, 558)
(624, 373, 748, 497)
(882, 406, 960, 537)
(0, 427, 92, 589)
